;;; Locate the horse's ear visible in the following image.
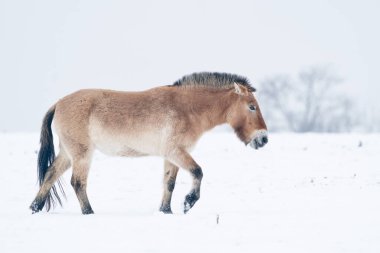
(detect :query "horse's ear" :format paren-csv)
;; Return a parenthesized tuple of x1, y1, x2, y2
(234, 82, 243, 95)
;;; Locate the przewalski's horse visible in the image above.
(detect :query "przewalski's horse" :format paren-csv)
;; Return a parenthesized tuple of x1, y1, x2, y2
(30, 72, 268, 215)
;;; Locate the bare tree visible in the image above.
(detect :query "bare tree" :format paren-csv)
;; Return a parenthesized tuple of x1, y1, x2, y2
(258, 66, 355, 132)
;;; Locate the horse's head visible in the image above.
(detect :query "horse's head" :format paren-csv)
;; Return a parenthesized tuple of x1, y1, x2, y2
(227, 83, 268, 150)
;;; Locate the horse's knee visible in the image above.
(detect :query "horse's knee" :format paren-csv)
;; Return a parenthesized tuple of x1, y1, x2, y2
(191, 166, 203, 180)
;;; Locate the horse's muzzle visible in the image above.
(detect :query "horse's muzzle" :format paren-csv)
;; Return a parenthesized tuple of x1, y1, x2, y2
(249, 131, 268, 150)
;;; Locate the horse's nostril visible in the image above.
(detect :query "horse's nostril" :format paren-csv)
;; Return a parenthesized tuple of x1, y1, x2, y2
(262, 136, 268, 144)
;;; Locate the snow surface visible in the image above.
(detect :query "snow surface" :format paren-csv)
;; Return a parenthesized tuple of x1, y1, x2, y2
(0, 132, 379, 253)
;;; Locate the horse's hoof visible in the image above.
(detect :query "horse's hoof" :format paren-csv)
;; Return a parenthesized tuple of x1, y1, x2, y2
(159, 206, 173, 214)
(183, 191, 199, 214)
(30, 201, 43, 214)
(184, 201, 191, 214)
(82, 208, 94, 215)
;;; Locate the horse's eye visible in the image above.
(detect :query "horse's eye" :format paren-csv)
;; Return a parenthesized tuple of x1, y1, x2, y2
(249, 104, 256, 111)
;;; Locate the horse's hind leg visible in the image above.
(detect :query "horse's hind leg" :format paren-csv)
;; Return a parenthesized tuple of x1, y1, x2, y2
(159, 160, 179, 214)
(71, 153, 94, 215)
(167, 149, 203, 214)
(30, 152, 71, 212)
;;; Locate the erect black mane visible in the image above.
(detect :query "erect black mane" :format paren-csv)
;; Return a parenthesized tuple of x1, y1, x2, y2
(171, 72, 256, 92)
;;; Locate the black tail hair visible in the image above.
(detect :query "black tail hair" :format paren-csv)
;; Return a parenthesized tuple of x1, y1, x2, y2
(37, 104, 65, 211)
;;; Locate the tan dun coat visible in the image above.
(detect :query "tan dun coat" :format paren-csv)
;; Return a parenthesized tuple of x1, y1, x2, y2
(30, 72, 268, 214)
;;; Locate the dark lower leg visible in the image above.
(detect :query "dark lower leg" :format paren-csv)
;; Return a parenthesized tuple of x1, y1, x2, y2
(184, 166, 203, 213)
(30, 154, 70, 213)
(30, 196, 47, 213)
(160, 160, 179, 214)
(71, 176, 94, 214)
(167, 149, 203, 214)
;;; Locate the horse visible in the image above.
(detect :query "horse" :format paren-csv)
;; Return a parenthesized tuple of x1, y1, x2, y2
(30, 72, 268, 215)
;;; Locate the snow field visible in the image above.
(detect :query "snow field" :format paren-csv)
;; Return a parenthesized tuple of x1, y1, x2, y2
(0, 132, 379, 253)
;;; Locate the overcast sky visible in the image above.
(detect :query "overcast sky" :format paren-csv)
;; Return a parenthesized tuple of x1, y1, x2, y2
(0, 0, 379, 131)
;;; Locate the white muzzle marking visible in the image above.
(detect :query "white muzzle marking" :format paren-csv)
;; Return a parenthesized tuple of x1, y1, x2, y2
(249, 130, 268, 149)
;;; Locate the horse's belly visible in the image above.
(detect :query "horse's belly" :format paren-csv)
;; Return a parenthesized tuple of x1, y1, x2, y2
(89, 124, 168, 157)
(97, 143, 147, 157)
(91, 134, 161, 156)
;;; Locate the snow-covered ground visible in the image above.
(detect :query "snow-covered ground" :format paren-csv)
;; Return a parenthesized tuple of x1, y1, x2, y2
(0, 131, 379, 253)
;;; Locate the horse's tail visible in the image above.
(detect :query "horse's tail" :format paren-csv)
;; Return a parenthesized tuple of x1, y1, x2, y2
(37, 104, 65, 211)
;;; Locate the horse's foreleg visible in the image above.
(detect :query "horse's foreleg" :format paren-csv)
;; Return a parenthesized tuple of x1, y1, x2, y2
(167, 149, 203, 214)
(71, 157, 94, 215)
(159, 160, 179, 214)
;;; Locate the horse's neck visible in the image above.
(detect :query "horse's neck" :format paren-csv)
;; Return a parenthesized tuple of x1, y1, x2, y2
(186, 89, 232, 131)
